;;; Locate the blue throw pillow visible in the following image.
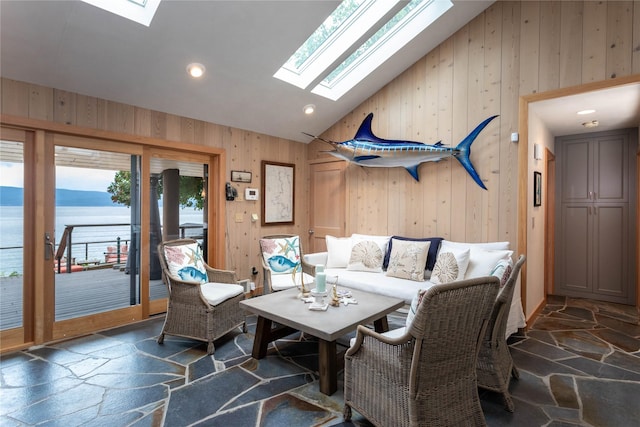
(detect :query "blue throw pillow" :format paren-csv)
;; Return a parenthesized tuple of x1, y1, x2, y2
(383, 236, 443, 271)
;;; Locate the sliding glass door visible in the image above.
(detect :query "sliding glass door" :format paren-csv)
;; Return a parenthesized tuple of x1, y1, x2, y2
(52, 145, 142, 323)
(0, 128, 30, 349)
(148, 150, 209, 315)
(0, 120, 225, 352)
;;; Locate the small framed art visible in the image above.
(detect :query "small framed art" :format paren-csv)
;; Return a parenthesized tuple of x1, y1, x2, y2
(534, 171, 542, 207)
(231, 170, 252, 183)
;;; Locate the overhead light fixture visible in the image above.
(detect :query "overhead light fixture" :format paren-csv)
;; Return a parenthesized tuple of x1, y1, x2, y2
(303, 104, 316, 115)
(187, 63, 205, 78)
(577, 109, 596, 115)
(582, 120, 599, 128)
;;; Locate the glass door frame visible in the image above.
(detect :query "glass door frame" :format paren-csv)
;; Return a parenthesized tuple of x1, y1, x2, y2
(0, 117, 227, 352)
(0, 127, 34, 351)
(145, 146, 224, 316)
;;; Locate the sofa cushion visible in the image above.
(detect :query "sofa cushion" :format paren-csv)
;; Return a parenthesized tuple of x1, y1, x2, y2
(430, 248, 470, 284)
(164, 242, 208, 283)
(383, 236, 443, 272)
(347, 240, 384, 272)
(325, 235, 352, 268)
(324, 267, 428, 304)
(260, 236, 301, 275)
(440, 240, 512, 279)
(385, 239, 431, 281)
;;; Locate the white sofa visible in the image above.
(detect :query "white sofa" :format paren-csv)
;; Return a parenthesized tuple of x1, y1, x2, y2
(303, 234, 526, 338)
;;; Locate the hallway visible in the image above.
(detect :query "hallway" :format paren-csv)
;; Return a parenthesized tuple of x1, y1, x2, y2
(1, 295, 638, 426)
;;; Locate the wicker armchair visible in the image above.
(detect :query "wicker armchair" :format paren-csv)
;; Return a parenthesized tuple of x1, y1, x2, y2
(157, 239, 246, 355)
(344, 277, 499, 427)
(477, 254, 526, 412)
(259, 234, 314, 294)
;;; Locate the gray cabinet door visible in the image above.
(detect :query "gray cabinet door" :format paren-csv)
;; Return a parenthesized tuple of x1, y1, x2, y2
(555, 129, 637, 305)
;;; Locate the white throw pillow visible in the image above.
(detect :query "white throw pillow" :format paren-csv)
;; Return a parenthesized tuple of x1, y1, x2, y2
(430, 248, 470, 284)
(385, 239, 430, 282)
(347, 240, 384, 272)
(325, 235, 352, 268)
(440, 240, 510, 251)
(465, 248, 513, 279)
(439, 240, 512, 279)
(164, 242, 208, 283)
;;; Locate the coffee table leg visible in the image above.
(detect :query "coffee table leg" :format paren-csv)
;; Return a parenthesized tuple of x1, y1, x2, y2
(373, 315, 389, 333)
(252, 316, 272, 359)
(318, 339, 337, 395)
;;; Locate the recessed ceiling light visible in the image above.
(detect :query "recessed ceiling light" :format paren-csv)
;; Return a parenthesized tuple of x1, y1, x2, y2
(187, 63, 205, 78)
(582, 120, 599, 128)
(303, 104, 316, 115)
(577, 109, 596, 115)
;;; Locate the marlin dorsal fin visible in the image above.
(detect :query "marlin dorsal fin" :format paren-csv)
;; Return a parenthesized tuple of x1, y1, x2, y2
(354, 113, 379, 142)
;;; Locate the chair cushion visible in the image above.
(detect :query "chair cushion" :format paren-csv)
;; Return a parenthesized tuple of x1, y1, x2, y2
(271, 272, 315, 291)
(385, 239, 431, 281)
(200, 282, 244, 306)
(405, 288, 428, 328)
(491, 258, 514, 288)
(164, 242, 208, 283)
(260, 236, 301, 275)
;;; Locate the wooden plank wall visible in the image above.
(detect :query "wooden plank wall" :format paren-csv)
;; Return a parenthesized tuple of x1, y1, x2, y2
(308, 0, 639, 250)
(1, 78, 309, 289)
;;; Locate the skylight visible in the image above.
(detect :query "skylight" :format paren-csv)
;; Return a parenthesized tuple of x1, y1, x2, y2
(81, 0, 162, 27)
(274, 0, 452, 101)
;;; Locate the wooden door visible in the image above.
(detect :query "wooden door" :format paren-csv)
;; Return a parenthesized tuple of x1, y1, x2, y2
(555, 129, 637, 305)
(308, 161, 347, 253)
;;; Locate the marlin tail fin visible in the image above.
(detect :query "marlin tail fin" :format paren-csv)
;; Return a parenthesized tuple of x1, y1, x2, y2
(454, 115, 499, 190)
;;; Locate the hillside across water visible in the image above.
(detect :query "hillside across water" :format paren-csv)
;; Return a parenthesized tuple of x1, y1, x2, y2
(0, 186, 116, 206)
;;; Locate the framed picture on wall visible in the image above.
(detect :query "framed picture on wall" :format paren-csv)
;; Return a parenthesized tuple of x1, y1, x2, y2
(534, 171, 542, 207)
(261, 161, 295, 225)
(231, 170, 252, 183)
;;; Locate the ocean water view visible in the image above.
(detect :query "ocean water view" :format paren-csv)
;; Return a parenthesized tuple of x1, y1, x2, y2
(0, 205, 205, 276)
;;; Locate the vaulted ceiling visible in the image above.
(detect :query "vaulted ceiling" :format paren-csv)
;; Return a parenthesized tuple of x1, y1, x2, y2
(0, 0, 493, 142)
(1, 1, 637, 144)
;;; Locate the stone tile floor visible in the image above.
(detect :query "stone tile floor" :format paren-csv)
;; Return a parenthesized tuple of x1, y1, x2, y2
(0, 295, 638, 426)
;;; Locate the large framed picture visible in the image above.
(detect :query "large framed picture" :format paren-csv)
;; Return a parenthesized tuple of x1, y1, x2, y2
(534, 171, 542, 207)
(261, 161, 295, 225)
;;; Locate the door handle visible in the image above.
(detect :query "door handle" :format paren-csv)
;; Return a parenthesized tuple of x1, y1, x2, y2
(308, 229, 314, 235)
(45, 232, 55, 260)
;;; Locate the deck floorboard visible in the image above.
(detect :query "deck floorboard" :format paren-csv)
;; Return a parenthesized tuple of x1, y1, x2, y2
(0, 268, 167, 329)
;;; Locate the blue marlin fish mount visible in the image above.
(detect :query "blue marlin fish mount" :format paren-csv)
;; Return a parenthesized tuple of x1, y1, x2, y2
(305, 113, 498, 190)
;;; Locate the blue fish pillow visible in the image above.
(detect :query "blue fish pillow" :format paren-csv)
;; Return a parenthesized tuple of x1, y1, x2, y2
(260, 236, 301, 275)
(164, 242, 208, 283)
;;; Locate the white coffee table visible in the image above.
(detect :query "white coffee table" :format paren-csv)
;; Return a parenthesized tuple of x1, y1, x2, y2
(240, 287, 404, 395)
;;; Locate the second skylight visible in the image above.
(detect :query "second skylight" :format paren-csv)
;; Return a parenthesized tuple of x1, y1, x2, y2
(274, 0, 452, 101)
